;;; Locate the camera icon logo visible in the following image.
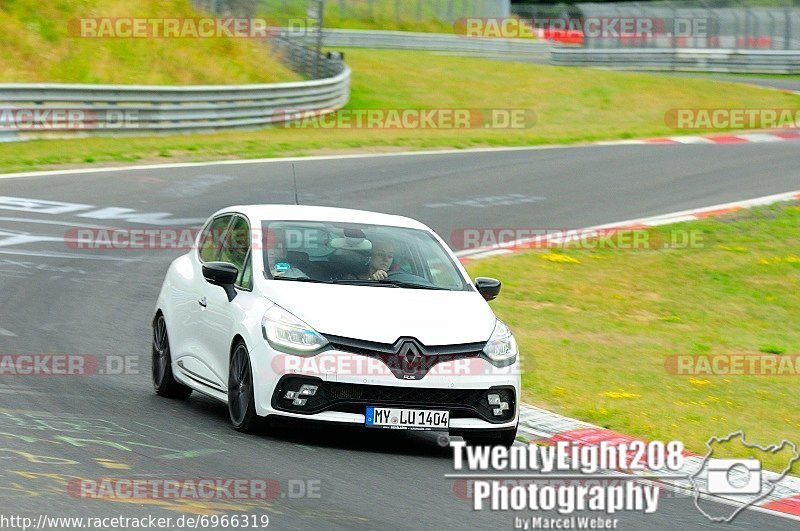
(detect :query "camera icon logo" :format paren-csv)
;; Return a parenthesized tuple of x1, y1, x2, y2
(706, 458, 762, 495)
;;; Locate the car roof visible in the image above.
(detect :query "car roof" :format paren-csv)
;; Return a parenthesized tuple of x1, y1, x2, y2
(213, 204, 430, 231)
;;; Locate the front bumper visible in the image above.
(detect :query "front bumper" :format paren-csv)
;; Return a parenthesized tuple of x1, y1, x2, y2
(273, 375, 516, 424)
(249, 341, 521, 432)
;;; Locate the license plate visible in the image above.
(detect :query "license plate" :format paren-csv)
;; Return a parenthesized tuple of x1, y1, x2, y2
(365, 406, 449, 431)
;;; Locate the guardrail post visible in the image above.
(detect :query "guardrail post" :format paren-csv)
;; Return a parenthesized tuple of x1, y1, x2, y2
(784, 7, 791, 50)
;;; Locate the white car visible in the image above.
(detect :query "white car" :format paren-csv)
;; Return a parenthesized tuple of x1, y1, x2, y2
(152, 205, 520, 446)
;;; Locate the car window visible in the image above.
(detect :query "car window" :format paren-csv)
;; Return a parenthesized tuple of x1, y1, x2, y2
(237, 249, 253, 291)
(262, 220, 470, 291)
(219, 215, 250, 280)
(198, 215, 233, 263)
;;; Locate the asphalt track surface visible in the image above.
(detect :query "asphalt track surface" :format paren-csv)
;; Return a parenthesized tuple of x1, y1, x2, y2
(1, 142, 799, 529)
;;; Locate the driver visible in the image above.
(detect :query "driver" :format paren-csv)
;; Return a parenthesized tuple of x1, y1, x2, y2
(265, 228, 307, 279)
(360, 240, 394, 280)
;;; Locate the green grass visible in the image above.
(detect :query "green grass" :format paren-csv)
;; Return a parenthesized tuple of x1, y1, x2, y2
(0, 0, 298, 84)
(465, 203, 800, 473)
(0, 48, 797, 173)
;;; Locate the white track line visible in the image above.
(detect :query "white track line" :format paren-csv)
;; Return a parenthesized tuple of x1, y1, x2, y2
(0, 145, 571, 181)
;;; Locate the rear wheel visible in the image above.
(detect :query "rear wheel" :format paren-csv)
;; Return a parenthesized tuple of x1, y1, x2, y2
(228, 340, 260, 433)
(152, 314, 192, 399)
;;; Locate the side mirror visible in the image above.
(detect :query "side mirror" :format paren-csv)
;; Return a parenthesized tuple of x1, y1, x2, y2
(475, 277, 501, 301)
(202, 262, 238, 302)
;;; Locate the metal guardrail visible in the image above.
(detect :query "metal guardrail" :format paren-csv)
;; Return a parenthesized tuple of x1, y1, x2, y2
(551, 47, 800, 73)
(514, 2, 800, 72)
(283, 28, 551, 59)
(0, 40, 349, 141)
(577, 2, 800, 51)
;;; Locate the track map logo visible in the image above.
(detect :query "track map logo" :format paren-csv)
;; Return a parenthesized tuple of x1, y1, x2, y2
(690, 430, 800, 522)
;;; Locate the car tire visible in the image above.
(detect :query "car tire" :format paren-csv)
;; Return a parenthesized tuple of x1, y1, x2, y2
(152, 313, 192, 399)
(227, 340, 260, 433)
(463, 426, 518, 448)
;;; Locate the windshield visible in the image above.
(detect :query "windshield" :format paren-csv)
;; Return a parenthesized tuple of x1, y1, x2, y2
(261, 221, 470, 291)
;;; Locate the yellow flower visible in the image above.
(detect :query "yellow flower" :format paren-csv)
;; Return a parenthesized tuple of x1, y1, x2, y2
(540, 253, 581, 264)
(689, 378, 711, 386)
(601, 391, 641, 399)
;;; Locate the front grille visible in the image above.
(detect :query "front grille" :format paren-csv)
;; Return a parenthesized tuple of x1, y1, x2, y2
(321, 334, 486, 381)
(272, 376, 515, 424)
(324, 334, 486, 356)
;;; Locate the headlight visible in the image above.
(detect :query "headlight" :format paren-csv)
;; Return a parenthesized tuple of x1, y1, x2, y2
(262, 305, 328, 354)
(483, 319, 518, 365)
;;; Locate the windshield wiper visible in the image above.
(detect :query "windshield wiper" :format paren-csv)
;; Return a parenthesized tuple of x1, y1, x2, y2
(267, 275, 332, 284)
(330, 279, 399, 287)
(377, 279, 447, 290)
(331, 278, 444, 290)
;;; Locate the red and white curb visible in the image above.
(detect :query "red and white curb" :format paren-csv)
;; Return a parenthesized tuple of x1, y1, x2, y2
(516, 405, 800, 521)
(457, 189, 800, 261)
(596, 128, 800, 146)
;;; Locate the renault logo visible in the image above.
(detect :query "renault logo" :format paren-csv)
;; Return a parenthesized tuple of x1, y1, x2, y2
(397, 341, 423, 373)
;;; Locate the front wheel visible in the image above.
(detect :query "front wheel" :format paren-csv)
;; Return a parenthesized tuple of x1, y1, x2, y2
(152, 314, 192, 399)
(227, 341, 260, 433)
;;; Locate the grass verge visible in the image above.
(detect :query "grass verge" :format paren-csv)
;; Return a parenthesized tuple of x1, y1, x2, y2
(465, 202, 800, 473)
(0, 0, 297, 84)
(0, 49, 797, 173)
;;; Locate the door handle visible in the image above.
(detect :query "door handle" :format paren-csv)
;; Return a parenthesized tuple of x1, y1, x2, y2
(198, 297, 207, 308)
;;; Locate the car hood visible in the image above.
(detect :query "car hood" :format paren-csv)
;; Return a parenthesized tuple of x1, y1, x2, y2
(264, 282, 496, 346)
